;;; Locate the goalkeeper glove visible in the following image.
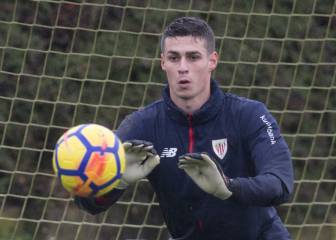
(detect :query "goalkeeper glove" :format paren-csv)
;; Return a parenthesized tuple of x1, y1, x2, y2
(117, 140, 160, 189)
(178, 153, 232, 200)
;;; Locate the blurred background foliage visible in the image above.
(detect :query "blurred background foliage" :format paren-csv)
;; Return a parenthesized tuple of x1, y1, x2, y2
(0, 0, 335, 239)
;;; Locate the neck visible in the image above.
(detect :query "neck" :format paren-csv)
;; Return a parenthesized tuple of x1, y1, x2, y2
(171, 89, 210, 115)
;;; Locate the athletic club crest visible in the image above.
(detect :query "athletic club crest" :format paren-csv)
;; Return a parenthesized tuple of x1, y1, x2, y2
(212, 139, 228, 160)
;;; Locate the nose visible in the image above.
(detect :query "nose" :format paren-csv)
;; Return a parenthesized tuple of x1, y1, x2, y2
(178, 57, 188, 74)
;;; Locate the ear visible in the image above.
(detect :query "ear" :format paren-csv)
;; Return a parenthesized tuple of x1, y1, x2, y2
(160, 53, 166, 70)
(208, 51, 218, 72)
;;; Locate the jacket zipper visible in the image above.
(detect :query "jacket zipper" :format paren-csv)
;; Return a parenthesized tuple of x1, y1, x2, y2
(188, 114, 194, 153)
(188, 114, 204, 233)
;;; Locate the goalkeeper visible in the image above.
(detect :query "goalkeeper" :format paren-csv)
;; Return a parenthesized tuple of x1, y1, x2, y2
(75, 17, 294, 240)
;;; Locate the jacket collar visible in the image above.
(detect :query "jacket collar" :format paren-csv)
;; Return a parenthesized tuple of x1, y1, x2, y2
(163, 79, 224, 126)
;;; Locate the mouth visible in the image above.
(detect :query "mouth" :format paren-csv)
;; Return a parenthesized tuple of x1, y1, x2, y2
(178, 79, 190, 85)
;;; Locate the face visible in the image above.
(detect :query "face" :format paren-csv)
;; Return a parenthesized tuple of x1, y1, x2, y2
(161, 36, 218, 105)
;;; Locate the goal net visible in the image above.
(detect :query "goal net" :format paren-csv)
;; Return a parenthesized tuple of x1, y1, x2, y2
(0, 0, 335, 239)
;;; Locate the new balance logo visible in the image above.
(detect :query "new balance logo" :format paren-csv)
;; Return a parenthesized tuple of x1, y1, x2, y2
(160, 148, 177, 158)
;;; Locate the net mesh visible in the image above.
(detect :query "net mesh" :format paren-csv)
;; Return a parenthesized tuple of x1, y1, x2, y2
(0, 0, 335, 239)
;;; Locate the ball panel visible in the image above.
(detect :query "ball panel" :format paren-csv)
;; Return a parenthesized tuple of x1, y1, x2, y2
(81, 124, 117, 149)
(85, 152, 123, 185)
(85, 152, 114, 184)
(56, 136, 87, 170)
(95, 179, 121, 197)
(60, 175, 91, 197)
(57, 125, 84, 145)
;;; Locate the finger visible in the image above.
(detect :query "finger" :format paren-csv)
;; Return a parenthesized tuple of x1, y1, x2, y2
(179, 153, 203, 161)
(143, 145, 154, 151)
(179, 156, 199, 162)
(186, 153, 203, 160)
(133, 143, 154, 153)
(123, 142, 133, 151)
(143, 145, 157, 155)
(200, 153, 213, 162)
(178, 158, 200, 165)
(178, 163, 198, 170)
(131, 144, 145, 153)
(133, 143, 145, 149)
(142, 155, 160, 173)
(178, 165, 201, 173)
(124, 143, 144, 154)
(178, 161, 203, 170)
(128, 139, 153, 148)
(178, 158, 209, 167)
(146, 151, 157, 158)
(147, 155, 160, 168)
(200, 153, 218, 168)
(146, 152, 154, 157)
(185, 153, 212, 163)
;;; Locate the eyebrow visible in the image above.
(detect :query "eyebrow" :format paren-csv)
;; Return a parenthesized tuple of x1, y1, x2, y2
(167, 50, 202, 55)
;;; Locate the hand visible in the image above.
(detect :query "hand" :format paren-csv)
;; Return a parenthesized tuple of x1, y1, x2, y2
(117, 140, 160, 189)
(178, 153, 232, 200)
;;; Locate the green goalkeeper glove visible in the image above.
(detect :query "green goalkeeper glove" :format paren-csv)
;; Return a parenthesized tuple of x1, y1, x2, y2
(117, 140, 160, 189)
(178, 153, 232, 200)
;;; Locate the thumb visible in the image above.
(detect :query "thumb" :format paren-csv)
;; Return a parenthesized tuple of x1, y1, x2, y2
(142, 155, 160, 172)
(200, 153, 217, 168)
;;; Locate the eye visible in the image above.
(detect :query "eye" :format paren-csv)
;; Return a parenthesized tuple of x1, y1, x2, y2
(168, 55, 179, 62)
(188, 54, 201, 61)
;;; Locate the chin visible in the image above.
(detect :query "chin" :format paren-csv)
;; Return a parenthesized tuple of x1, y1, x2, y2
(177, 93, 194, 100)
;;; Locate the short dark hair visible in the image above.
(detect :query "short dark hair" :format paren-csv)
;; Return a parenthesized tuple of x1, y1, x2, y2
(160, 17, 215, 54)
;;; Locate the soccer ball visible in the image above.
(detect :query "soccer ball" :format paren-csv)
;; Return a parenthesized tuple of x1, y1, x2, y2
(52, 124, 125, 197)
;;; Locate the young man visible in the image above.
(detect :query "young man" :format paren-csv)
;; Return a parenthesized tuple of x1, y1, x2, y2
(76, 17, 294, 240)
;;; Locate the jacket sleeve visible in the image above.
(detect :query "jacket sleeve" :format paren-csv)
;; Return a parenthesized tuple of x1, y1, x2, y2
(74, 112, 143, 214)
(74, 188, 124, 215)
(231, 101, 294, 206)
